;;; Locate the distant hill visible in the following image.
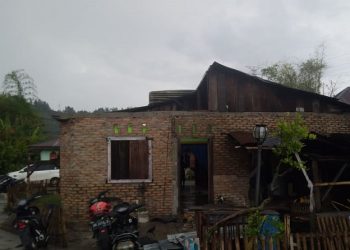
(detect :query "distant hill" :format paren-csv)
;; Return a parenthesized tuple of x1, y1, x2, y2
(32, 100, 60, 139)
(32, 100, 119, 139)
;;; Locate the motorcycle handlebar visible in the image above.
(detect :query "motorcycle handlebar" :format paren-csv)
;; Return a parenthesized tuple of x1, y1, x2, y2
(130, 203, 143, 212)
(25, 195, 42, 205)
(89, 190, 125, 205)
(97, 189, 110, 199)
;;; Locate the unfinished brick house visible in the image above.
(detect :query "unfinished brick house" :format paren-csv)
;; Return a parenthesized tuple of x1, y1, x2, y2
(58, 62, 350, 222)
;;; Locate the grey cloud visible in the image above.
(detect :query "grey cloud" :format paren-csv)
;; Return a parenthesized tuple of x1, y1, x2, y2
(0, 0, 349, 110)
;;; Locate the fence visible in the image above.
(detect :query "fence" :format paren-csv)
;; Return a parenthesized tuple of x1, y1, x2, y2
(289, 232, 350, 250)
(196, 209, 350, 250)
(288, 213, 350, 250)
(6, 180, 59, 210)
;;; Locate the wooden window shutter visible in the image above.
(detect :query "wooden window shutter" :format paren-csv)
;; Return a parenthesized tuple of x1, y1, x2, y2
(129, 140, 148, 179)
(111, 140, 129, 179)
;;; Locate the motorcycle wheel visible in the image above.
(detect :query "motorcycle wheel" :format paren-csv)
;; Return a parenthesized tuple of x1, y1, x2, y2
(112, 240, 138, 250)
(97, 230, 111, 250)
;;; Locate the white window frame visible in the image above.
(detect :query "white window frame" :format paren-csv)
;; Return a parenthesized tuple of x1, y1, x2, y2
(107, 136, 152, 183)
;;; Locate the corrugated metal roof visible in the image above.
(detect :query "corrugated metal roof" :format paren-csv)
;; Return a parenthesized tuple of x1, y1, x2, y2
(30, 138, 60, 148)
(149, 90, 195, 104)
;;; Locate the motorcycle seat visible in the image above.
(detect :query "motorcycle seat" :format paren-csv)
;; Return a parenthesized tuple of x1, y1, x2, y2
(113, 202, 129, 214)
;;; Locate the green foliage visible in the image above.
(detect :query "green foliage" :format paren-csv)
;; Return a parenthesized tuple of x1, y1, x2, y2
(298, 57, 324, 93)
(246, 210, 265, 237)
(260, 48, 328, 94)
(0, 95, 43, 174)
(246, 210, 284, 239)
(273, 113, 316, 170)
(34, 194, 61, 207)
(2, 70, 37, 102)
(261, 63, 298, 89)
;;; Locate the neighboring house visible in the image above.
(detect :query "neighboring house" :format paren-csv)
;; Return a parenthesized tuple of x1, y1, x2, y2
(58, 62, 350, 222)
(336, 86, 350, 105)
(29, 138, 60, 162)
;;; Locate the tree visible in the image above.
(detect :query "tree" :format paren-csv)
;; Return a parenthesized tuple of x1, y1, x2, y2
(0, 95, 43, 174)
(93, 107, 110, 113)
(2, 70, 37, 102)
(273, 114, 316, 212)
(62, 106, 75, 114)
(259, 47, 336, 96)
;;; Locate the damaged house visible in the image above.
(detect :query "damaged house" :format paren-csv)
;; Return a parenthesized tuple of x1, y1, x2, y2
(58, 62, 350, 222)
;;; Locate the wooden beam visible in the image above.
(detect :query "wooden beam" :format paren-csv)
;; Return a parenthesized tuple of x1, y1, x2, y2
(306, 154, 350, 162)
(314, 181, 350, 187)
(312, 160, 321, 210)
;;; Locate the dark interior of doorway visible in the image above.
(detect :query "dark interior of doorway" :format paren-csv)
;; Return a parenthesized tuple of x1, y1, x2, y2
(180, 143, 208, 208)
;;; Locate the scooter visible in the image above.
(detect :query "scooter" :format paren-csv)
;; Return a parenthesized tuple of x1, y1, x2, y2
(13, 195, 53, 250)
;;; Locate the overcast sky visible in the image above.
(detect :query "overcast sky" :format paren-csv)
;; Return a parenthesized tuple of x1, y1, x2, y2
(1, 0, 350, 111)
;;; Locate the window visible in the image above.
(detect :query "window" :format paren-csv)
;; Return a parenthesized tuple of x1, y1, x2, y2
(107, 137, 152, 183)
(35, 164, 57, 171)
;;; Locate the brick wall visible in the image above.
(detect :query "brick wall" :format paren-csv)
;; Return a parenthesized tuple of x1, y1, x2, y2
(173, 112, 350, 208)
(60, 113, 176, 222)
(60, 111, 350, 221)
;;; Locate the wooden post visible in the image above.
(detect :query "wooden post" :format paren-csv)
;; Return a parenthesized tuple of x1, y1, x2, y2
(59, 207, 68, 247)
(284, 215, 291, 249)
(311, 160, 321, 211)
(289, 234, 294, 250)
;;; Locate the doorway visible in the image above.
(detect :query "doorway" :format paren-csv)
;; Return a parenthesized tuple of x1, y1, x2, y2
(179, 143, 209, 208)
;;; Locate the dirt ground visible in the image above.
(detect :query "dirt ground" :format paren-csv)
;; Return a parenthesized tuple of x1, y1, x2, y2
(0, 214, 193, 250)
(60, 217, 193, 249)
(0, 193, 195, 249)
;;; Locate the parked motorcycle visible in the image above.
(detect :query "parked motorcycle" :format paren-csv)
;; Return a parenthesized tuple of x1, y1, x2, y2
(111, 201, 142, 250)
(89, 190, 114, 250)
(89, 190, 143, 250)
(13, 195, 53, 250)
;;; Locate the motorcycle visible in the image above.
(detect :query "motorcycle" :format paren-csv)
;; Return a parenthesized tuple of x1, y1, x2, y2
(111, 202, 142, 250)
(13, 195, 53, 250)
(89, 190, 143, 250)
(89, 190, 114, 250)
